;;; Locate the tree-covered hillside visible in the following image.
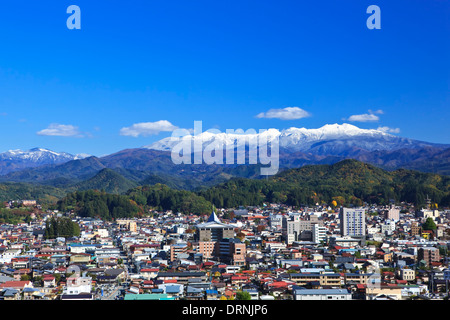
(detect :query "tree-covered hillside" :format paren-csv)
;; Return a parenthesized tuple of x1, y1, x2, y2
(198, 159, 450, 208)
(5, 160, 450, 219)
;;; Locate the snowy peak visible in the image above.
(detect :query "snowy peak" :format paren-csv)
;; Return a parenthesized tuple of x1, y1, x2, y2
(0, 148, 90, 164)
(144, 123, 409, 155)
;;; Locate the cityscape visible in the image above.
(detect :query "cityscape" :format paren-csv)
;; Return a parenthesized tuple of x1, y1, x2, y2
(0, 2, 448, 317)
(1, 196, 449, 301)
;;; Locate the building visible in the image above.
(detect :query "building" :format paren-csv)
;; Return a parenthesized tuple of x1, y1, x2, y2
(269, 214, 283, 230)
(293, 288, 352, 300)
(384, 206, 400, 222)
(196, 211, 234, 242)
(398, 269, 415, 282)
(411, 222, 421, 237)
(339, 208, 366, 237)
(195, 211, 246, 265)
(418, 247, 440, 267)
(312, 223, 327, 244)
(289, 272, 341, 287)
(170, 243, 189, 262)
(194, 211, 245, 265)
(216, 238, 246, 266)
(365, 285, 403, 300)
(63, 275, 92, 295)
(282, 214, 323, 244)
(381, 219, 396, 236)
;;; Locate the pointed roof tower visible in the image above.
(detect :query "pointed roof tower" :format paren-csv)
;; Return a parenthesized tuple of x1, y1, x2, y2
(207, 209, 221, 223)
(196, 208, 233, 229)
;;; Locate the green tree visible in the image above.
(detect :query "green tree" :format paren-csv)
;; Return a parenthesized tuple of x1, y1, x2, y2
(235, 291, 252, 300)
(422, 217, 437, 231)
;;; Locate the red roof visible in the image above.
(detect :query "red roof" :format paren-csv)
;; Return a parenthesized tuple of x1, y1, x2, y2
(164, 279, 177, 283)
(268, 281, 288, 288)
(140, 268, 159, 272)
(0, 281, 32, 289)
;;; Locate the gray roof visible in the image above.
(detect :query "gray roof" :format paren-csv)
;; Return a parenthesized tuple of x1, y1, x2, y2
(294, 289, 350, 295)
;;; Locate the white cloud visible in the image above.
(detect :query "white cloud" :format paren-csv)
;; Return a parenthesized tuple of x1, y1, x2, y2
(120, 120, 178, 137)
(377, 126, 400, 134)
(37, 123, 82, 137)
(256, 107, 311, 120)
(346, 109, 386, 122)
(347, 113, 379, 122)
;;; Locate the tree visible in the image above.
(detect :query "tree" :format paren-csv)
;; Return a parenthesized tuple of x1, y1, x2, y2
(235, 291, 252, 300)
(422, 217, 437, 231)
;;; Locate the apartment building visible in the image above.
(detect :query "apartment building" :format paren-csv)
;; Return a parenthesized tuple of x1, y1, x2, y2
(418, 247, 440, 267)
(340, 208, 366, 237)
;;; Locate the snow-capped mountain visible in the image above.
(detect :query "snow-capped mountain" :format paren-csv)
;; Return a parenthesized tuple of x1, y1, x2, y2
(144, 123, 443, 156)
(0, 148, 90, 175)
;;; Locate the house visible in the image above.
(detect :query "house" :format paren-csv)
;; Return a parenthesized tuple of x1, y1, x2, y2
(43, 274, 56, 288)
(0, 288, 20, 300)
(69, 253, 91, 264)
(140, 268, 159, 280)
(158, 284, 184, 299)
(365, 284, 403, 300)
(185, 286, 205, 300)
(0, 280, 33, 291)
(104, 268, 126, 282)
(63, 275, 92, 295)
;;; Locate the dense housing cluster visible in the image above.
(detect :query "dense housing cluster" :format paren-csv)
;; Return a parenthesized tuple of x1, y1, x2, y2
(0, 198, 450, 301)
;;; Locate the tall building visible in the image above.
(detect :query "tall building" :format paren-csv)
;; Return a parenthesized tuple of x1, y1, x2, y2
(411, 222, 421, 237)
(196, 211, 234, 242)
(312, 223, 328, 244)
(339, 208, 366, 237)
(418, 247, 440, 267)
(195, 211, 246, 265)
(282, 214, 323, 244)
(384, 206, 400, 222)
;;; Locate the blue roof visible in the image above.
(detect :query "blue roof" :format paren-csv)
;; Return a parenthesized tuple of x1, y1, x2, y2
(206, 289, 218, 294)
(165, 285, 181, 293)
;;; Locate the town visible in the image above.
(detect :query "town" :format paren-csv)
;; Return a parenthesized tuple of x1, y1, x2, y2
(0, 197, 449, 301)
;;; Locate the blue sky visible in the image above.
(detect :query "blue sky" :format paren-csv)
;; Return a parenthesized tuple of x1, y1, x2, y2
(0, 0, 448, 156)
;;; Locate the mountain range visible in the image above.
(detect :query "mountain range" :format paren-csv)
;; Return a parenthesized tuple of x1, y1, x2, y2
(0, 124, 448, 199)
(0, 148, 90, 176)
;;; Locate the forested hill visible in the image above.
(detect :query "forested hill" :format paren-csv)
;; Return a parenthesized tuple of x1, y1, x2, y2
(51, 159, 450, 220)
(198, 159, 450, 209)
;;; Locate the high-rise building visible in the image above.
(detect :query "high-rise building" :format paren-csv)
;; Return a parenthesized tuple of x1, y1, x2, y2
(339, 208, 366, 237)
(195, 211, 245, 265)
(196, 211, 234, 242)
(282, 214, 323, 244)
(312, 223, 328, 244)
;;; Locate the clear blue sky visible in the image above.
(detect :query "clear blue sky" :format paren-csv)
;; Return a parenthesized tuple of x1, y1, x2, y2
(0, 0, 448, 156)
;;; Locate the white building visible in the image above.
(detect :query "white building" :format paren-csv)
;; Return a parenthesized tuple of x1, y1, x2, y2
(63, 276, 92, 295)
(381, 219, 396, 235)
(339, 208, 366, 237)
(0, 249, 21, 264)
(312, 224, 327, 244)
(293, 288, 352, 300)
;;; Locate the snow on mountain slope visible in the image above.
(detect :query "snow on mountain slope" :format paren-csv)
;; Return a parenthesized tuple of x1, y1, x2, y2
(0, 148, 89, 164)
(144, 123, 436, 155)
